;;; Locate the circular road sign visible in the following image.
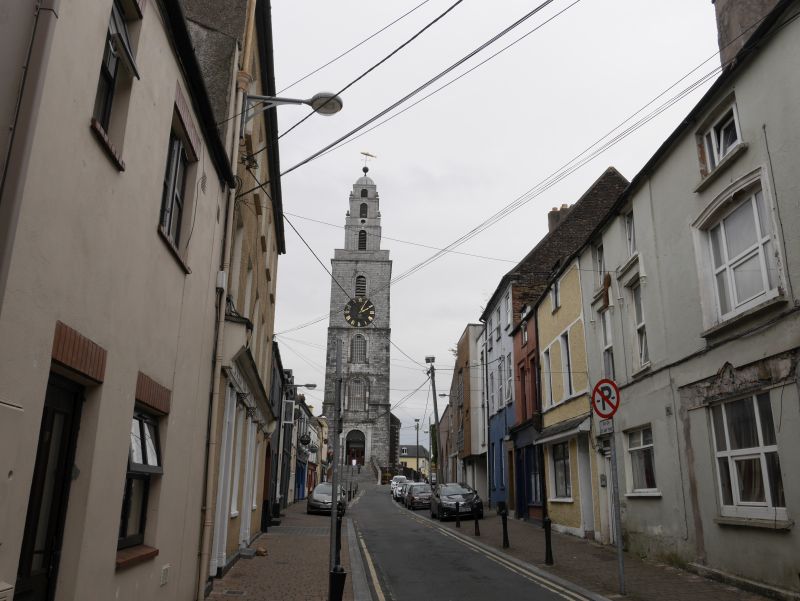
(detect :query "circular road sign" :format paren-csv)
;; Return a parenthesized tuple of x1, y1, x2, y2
(592, 379, 620, 419)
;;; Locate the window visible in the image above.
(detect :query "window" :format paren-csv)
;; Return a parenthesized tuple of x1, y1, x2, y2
(160, 132, 189, 247)
(701, 106, 741, 172)
(627, 426, 656, 491)
(711, 393, 785, 519)
(551, 280, 560, 311)
(360, 188, 368, 198)
(505, 292, 512, 327)
(560, 332, 572, 397)
(625, 212, 637, 257)
(358, 230, 367, 250)
(355, 275, 366, 297)
(350, 335, 366, 363)
(708, 188, 779, 319)
(360, 202, 368, 217)
(594, 243, 605, 288)
(521, 321, 528, 345)
(119, 412, 162, 549)
(543, 349, 552, 407)
(600, 310, 614, 379)
(489, 373, 495, 413)
(495, 308, 501, 340)
(487, 318, 493, 350)
(632, 282, 649, 367)
(93, 1, 139, 132)
(349, 378, 367, 411)
(552, 442, 571, 498)
(506, 353, 512, 401)
(497, 359, 504, 403)
(520, 366, 527, 415)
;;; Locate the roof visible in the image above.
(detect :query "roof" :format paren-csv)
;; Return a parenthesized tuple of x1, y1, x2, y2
(480, 167, 629, 322)
(356, 174, 375, 186)
(161, 1, 235, 188)
(400, 444, 430, 459)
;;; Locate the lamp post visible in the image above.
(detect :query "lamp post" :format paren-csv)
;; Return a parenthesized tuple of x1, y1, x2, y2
(242, 91, 343, 131)
(425, 356, 443, 486)
(415, 419, 420, 482)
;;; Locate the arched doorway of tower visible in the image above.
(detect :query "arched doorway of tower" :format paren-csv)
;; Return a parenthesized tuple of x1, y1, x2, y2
(345, 430, 366, 466)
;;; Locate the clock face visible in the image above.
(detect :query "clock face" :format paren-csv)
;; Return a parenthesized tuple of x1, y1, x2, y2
(344, 297, 376, 327)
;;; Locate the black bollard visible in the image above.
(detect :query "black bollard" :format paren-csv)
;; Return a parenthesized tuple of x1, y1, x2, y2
(329, 567, 347, 601)
(474, 510, 480, 536)
(499, 502, 509, 548)
(455, 503, 461, 528)
(544, 516, 554, 565)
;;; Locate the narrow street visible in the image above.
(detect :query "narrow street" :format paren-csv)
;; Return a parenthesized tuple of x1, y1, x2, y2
(349, 484, 587, 601)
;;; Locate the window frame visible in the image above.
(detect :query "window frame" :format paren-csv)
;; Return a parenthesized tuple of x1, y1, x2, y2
(631, 281, 649, 369)
(560, 332, 572, 398)
(551, 280, 560, 311)
(160, 131, 190, 248)
(349, 378, 367, 411)
(350, 334, 367, 363)
(551, 441, 572, 500)
(495, 308, 501, 340)
(625, 212, 637, 257)
(119, 411, 163, 550)
(358, 230, 367, 250)
(626, 425, 657, 493)
(521, 321, 528, 346)
(594, 243, 605, 289)
(505, 352, 512, 402)
(505, 292, 512, 328)
(359, 202, 368, 217)
(700, 104, 742, 174)
(497, 357, 504, 403)
(600, 309, 614, 379)
(710, 393, 786, 520)
(543, 349, 552, 407)
(706, 187, 779, 320)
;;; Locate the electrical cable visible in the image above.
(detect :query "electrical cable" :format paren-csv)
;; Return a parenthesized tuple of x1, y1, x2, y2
(276, 0, 433, 95)
(276, 0, 467, 142)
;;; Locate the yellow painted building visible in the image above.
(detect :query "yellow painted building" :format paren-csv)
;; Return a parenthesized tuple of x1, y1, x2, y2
(537, 261, 599, 539)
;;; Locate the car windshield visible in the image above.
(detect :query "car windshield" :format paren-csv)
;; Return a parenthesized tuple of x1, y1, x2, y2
(394, 477, 406, 482)
(315, 483, 332, 494)
(411, 484, 432, 493)
(440, 484, 472, 495)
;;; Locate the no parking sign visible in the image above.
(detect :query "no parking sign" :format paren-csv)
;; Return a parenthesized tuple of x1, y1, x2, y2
(591, 378, 620, 419)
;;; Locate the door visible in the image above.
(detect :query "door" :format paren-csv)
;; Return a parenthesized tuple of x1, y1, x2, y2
(16, 375, 83, 601)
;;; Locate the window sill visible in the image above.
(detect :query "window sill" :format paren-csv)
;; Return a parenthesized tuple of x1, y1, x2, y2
(549, 497, 573, 504)
(617, 252, 640, 281)
(631, 363, 651, 379)
(701, 294, 787, 339)
(694, 143, 748, 193)
(157, 226, 191, 274)
(714, 515, 793, 531)
(90, 118, 126, 171)
(230, 511, 239, 519)
(625, 491, 662, 498)
(116, 544, 159, 570)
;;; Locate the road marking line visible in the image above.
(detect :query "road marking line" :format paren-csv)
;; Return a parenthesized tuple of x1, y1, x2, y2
(358, 533, 387, 601)
(406, 513, 588, 601)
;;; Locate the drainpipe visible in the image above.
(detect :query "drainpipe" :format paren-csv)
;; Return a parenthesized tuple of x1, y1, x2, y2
(196, 0, 257, 596)
(0, 1, 59, 312)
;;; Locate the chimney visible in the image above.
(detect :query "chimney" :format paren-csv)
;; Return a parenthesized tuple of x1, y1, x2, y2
(714, 0, 779, 66)
(548, 203, 572, 233)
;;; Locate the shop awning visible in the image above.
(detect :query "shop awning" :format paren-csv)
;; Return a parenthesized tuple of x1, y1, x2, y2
(536, 414, 590, 446)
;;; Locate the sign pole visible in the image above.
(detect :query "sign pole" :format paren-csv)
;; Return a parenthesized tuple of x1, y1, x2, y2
(609, 417, 625, 596)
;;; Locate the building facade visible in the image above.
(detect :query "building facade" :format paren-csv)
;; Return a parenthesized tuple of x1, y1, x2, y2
(0, 1, 235, 599)
(323, 168, 392, 470)
(451, 324, 488, 500)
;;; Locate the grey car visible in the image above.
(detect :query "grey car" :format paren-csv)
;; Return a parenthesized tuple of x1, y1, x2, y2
(307, 482, 346, 515)
(404, 483, 433, 510)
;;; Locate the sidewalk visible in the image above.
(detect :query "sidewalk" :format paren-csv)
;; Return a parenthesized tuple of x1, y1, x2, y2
(432, 510, 771, 601)
(209, 501, 355, 601)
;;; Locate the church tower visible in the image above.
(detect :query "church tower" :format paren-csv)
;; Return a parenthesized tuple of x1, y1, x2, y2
(323, 167, 392, 469)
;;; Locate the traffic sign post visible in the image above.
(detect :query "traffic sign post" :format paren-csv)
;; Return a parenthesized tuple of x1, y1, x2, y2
(592, 379, 625, 596)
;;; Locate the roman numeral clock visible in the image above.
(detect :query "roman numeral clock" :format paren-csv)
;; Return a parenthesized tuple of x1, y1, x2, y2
(344, 297, 375, 328)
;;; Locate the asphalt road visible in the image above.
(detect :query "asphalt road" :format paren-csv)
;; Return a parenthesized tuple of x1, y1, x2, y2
(349, 485, 586, 601)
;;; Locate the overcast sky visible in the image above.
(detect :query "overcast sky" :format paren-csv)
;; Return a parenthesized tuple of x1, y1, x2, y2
(269, 0, 720, 445)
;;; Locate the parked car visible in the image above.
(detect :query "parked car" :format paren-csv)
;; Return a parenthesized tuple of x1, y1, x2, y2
(404, 483, 433, 510)
(307, 482, 346, 515)
(394, 481, 411, 502)
(390, 475, 407, 495)
(430, 483, 483, 520)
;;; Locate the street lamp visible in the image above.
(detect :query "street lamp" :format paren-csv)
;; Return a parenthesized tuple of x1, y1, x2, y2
(242, 92, 343, 127)
(415, 419, 420, 482)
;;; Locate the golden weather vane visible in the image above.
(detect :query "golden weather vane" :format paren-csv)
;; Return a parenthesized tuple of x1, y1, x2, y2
(360, 151, 377, 168)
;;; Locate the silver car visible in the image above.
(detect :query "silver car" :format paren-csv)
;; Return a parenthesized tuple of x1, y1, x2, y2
(307, 482, 346, 515)
(390, 475, 407, 495)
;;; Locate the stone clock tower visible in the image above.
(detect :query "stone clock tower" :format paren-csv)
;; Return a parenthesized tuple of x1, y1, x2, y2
(323, 167, 392, 469)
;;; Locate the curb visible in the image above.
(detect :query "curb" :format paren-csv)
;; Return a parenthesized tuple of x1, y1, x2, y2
(415, 512, 611, 601)
(346, 518, 373, 601)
